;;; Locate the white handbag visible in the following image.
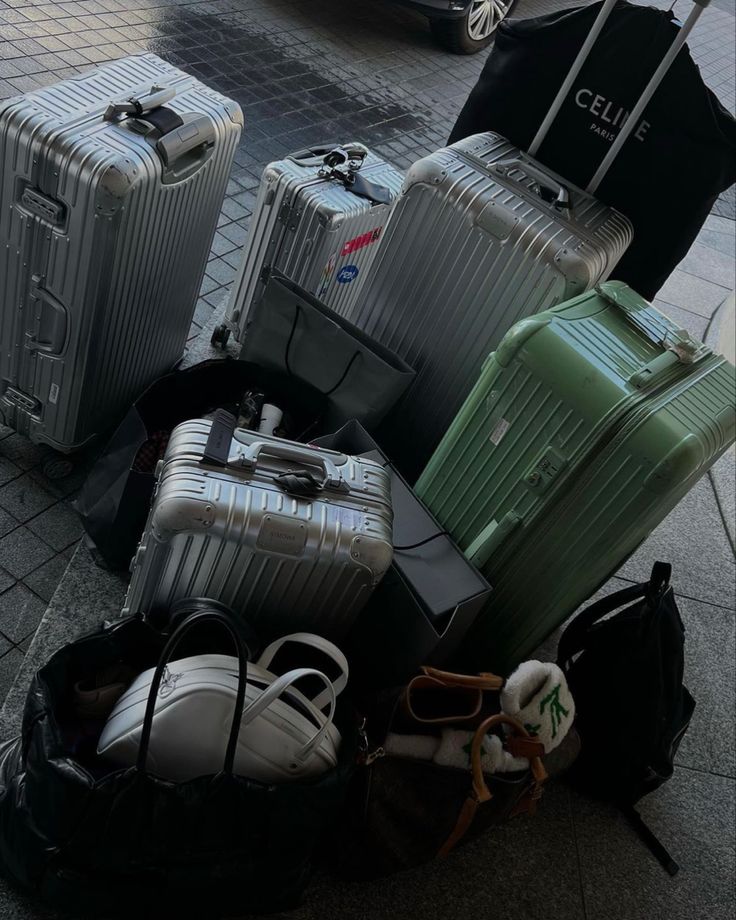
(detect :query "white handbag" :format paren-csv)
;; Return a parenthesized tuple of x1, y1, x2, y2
(97, 609, 347, 784)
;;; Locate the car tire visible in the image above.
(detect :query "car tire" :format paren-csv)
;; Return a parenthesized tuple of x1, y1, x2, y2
(430, 0, 514, 54)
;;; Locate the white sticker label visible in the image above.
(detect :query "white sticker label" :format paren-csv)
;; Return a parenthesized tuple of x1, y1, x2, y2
(489, 417, 510, 446)
(49, 383, 60, 405)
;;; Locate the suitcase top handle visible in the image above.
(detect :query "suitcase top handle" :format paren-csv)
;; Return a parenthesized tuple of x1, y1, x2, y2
(104, 85, 216, 169)
(527, 0, 711, 192)
(287, 142, 368, 169)
(231, 436, 349, 493)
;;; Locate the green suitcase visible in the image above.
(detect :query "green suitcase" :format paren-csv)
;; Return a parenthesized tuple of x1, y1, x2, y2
(416, 282, 736, 674)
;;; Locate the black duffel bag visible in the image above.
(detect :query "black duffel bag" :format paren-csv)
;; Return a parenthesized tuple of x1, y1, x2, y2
(75, 358, 327, 570)
(0, 607, 356, 918)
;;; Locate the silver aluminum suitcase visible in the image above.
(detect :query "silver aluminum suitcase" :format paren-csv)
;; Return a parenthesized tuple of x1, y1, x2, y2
(212, 143, 403, 347)
(348, 0, 677, 478)
(123, 414, 394, 642)
(0, 54, 242, 452)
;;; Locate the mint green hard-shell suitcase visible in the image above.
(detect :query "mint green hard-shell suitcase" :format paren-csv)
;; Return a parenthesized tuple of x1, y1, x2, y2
(416, 282, 736, 673)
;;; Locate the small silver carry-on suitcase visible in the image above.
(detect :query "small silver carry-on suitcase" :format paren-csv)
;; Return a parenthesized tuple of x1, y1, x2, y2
(0, 54, 242, 452)
(123, 411, 394, 641)
(211, 143, 403, 347)
(350, 0, 709, 478)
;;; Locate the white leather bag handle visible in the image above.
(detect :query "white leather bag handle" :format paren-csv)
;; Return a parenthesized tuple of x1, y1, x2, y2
(240, 668, 337, 764)
(257, 633, 349, 711)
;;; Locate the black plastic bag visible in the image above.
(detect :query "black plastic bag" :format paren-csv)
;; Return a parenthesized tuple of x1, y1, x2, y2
(75, 358, 327, 570)
(449, 0, 736, 299)
(0, 608, 356, 918)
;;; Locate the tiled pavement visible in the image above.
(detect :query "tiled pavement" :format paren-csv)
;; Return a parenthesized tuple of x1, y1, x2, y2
(0, 0, 734, 917)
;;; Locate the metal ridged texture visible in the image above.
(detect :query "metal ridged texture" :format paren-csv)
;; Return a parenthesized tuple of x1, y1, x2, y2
(0, 54, 242, 451)
(123, 420, 394, 641)
(416, 289, 736, 673)
(225, 150, 403, 339)
(349, 132, 633, 477)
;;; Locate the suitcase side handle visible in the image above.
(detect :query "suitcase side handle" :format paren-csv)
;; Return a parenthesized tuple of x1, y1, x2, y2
(231, 437, 349, 492)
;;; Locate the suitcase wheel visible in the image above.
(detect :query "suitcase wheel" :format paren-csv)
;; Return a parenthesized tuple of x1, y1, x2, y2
(211, 323, 231, 349)
(42, 457, 75, 480)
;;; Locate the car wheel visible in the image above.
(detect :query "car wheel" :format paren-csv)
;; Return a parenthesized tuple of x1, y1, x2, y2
(430, 0, 514, 54)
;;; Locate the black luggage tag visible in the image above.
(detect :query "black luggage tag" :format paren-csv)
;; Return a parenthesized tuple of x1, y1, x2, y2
(202, 409, 236, 467)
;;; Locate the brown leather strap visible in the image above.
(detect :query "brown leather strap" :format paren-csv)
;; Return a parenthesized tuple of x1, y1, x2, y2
(437, 794, 481, 859)
(438, 714, 547, 858)
(421, 666, 505, 691)
(403, 674, 483, 724)
(505, 736, 546, 760)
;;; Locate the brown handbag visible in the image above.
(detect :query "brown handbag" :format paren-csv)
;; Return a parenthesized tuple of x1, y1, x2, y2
(334, 667, 547, 880)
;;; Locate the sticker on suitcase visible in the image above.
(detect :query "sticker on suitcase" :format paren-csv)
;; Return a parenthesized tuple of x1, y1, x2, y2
(337, 265, 360, 284)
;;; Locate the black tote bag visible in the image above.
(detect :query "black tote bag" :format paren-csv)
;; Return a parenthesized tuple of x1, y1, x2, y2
(0, 609, 356, 918)
(449, 0, 736, 299)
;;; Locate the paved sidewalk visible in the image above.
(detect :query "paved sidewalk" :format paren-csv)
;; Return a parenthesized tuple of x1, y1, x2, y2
(0, 0, 734, 917)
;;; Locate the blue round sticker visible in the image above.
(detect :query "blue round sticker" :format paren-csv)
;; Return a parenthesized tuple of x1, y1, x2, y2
(337, 265, 359, 284)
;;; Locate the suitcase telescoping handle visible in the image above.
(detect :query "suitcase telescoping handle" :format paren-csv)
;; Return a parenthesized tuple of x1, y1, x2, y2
(104, 84, 216, 168)
(527, 0, 711, 192)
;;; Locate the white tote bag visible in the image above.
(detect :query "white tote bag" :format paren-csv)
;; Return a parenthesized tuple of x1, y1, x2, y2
(98, 614, 347, 784)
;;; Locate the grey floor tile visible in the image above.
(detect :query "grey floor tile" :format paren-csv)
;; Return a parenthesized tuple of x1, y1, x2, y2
(0, 646, 24, 706)
(677, 241, 736, 291)
(653, 300, 711, 341)
(572, 769, 735, 920)
(26, 501, 83, 552)
(0, 507, 18, 539)
(0, 434, 50, 471)
(0, 527, 56, 580)
(0, 583, 47, 645)
(0, 455, 21, 488)
(22, 552, 73, 604)
(0, 567, 14, 595)
(710, 447, 735, 550)
(675, 595, 735, 778)
(617, 475, 736, 610)
(0, 473, 57, 523)
(657, 269, 732, 319)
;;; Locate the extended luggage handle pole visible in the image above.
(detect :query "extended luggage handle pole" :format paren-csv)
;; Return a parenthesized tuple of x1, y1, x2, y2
(527, 0, 710, 191)
(588, 0, 710, 193)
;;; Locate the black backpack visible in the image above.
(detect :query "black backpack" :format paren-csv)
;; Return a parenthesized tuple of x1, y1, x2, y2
(557, 562, 695, 875)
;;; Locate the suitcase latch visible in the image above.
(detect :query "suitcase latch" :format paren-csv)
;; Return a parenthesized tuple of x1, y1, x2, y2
(524, 446, 567, 494)
(2, 386, 41, 414)
(20, 187, 66, 226)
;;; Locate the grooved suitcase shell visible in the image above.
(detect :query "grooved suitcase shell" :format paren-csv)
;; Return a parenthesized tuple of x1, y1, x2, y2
(225, 150, 403, 338)
(123, 421, 394, 641)
(417, 284, 736, 672)
(350, 132, 632, 478)
(0, 54, 242, 451)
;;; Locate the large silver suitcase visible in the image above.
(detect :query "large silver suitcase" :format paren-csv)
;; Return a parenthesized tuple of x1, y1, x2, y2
(0, 54, 242, 452)
(212, 143, 403, 347)
(123, 414, 394, 642)
(348, 0, 684, 478)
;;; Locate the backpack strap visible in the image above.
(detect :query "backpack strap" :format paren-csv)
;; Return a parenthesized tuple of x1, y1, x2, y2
(557, 582, 646, 670)
(557, 562, 672, 670)
(621, 804, 679, 876)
